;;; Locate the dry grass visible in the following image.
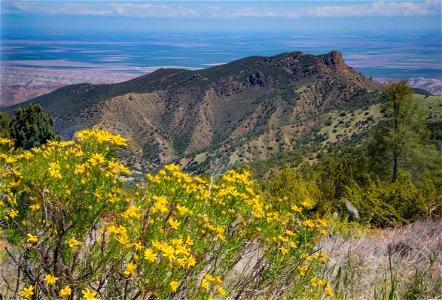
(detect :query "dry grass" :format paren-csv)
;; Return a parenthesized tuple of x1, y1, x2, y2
(2, 219, 441, 299)
(320, 218, 442, 299)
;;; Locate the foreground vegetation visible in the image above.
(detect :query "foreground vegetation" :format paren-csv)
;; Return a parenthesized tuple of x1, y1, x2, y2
(0, 81, 441, 299)
(1, 129, 440, 299)
(0, 130, 333, 299)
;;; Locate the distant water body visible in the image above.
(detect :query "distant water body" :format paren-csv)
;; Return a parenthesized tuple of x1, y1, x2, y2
(2, 31, 441, 78)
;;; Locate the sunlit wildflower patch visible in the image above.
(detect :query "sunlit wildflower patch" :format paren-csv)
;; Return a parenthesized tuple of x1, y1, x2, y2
(0, 129, 331, 299)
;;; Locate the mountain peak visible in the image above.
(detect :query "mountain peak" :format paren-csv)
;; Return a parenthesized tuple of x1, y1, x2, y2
(326, 50, 345, 63)
(317, 50, 350, 73)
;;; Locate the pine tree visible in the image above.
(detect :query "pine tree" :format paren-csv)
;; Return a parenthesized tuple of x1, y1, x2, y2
(0, 113, 10, 138)
(9, 103, 58, 149)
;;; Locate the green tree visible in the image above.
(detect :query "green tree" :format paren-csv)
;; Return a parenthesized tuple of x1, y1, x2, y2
(367, 81, 434, 182)
(315, 160, 354, 215)
(9, 103, 58, 149)
(0, 112, 10, 138)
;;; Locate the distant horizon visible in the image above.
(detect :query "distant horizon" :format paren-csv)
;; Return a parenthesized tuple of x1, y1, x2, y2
(2, 1, 440, 74)
(2, 31, 440, 77)
(1, 1, 441, 105)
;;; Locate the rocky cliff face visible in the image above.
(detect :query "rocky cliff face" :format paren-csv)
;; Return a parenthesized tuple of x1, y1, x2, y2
(11, 51, 382, 172)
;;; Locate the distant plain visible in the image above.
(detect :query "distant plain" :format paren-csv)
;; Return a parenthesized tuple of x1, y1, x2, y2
(1, 31, 441, 105)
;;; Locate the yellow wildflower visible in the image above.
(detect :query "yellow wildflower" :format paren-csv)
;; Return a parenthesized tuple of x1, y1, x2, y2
(162, 247, 176, 261)
(320, 252, 327, 264)
(82, 288, 98, 300)
(177, 258, 187, 268)
(19, 285, 34, 299)
(200, 278, 210, 290)
(285, 229, 295, 236)
(176, 205, 189, 215)
(310, 277, 318, 288)
(123, 262, 136, 277)
(185, 236, 194, 246)
(217, 233, 227, 242)
(122, 205, 142, 219)
(7, 209, 18, 218)
(278, 235, 289, 242)
(204, 274, 215, 282)
(27, 233, 38, 244)
(318, 279, 327, 286)
(303, 219, 315, 228)
(74, 164, 85, 175)
(170, 281, 179, 292)
(152, 196, 168, 213)
(317, 219, 327, 227)
(44, 274, 59, 285)
(217, 286, 227, 296)
(68, 237, 79, 248)
(48, 162, 62, 179)
(59, 285, 72, 298)
(6, 157, 17, 164)
(133, 242, 143, 251)
(325, 284, 334, 297)
(168, 218, 180, 230)
(279, 246, 289, 255)
(118, 164, 131, 175)
(187, 255, 196, 268)
(89, 153, 106, 166)
(111, 134, 127, 146)
(73, 149, 84, 157)
(144, 248, 157, 263)
(291, 204, 302, 212)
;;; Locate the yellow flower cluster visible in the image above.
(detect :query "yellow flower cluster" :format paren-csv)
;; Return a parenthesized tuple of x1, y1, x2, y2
(0, 137, 15, 148)
(1, 130, 333, 299)
(75, 128, 127, 146)
(48, 162, 62, 179)
(200, 274, 227, 296)
(311, 276, 334, 297)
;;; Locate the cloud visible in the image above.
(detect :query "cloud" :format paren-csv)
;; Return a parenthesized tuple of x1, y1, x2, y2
(305, 1, 442, 17)
(2, 1, 441, 18)
(1, 2, 203, 18)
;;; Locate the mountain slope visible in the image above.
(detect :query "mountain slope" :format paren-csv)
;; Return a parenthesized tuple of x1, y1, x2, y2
(4, 51, 383, 172)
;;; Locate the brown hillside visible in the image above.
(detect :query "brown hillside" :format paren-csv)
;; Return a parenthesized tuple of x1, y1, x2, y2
(7, 51, 382, 172)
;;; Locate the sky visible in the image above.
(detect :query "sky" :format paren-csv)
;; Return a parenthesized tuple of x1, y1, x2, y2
(1, 0, 441, 34)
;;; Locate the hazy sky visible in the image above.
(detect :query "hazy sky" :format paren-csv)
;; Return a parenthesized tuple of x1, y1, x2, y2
(2, 0, 441, 34)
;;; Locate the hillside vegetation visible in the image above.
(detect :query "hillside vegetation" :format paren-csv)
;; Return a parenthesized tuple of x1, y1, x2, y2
(1, 126, 440, 299)
(2, 51, 382, 173)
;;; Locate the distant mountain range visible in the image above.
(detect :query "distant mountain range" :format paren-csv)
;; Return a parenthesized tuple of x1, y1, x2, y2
(4, 51, 385, 172)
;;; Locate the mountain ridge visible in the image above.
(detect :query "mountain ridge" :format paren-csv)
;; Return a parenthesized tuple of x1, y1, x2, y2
(2, 50, 383, 172)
